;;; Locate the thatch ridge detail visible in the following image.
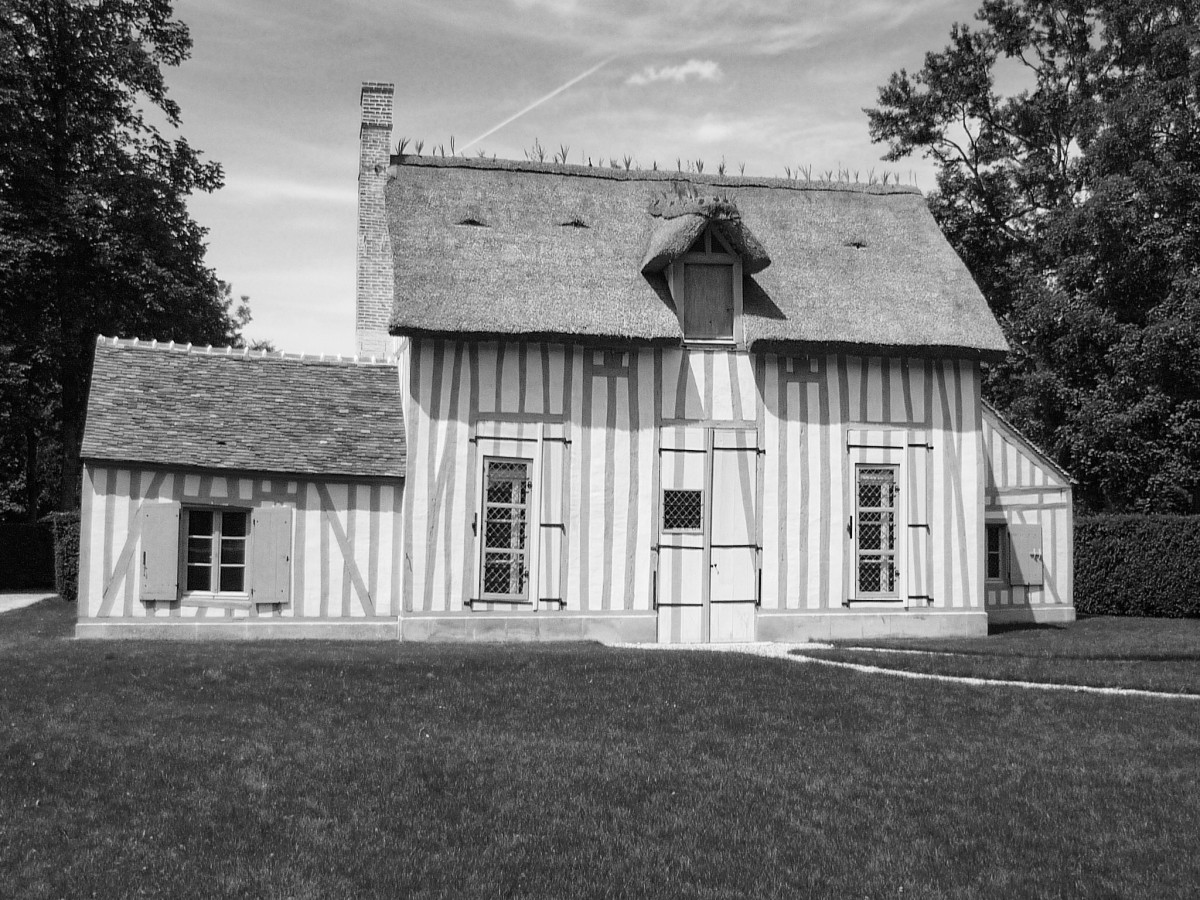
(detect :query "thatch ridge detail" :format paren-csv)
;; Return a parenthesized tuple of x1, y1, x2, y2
(392, 154, 922, 196)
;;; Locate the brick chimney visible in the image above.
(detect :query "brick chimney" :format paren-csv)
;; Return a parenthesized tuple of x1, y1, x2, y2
(355, 82, 395, 358)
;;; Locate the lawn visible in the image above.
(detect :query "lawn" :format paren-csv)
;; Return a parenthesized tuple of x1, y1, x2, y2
(797, 616, 1200, 694)
(2, 602, 1199, 898)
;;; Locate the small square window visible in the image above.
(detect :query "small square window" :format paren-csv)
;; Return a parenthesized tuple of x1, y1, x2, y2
(663, 489, 703, 532)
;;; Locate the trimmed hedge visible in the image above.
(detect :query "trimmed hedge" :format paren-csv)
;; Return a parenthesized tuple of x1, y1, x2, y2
(0, 523, 55, 589)
(44, 511, 81, 604)
(1075, 515, 1200, 618)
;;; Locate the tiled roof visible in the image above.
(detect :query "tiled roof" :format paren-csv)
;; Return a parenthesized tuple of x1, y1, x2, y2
(386, 156, 1009, 360)
(81, 338, 405, 479)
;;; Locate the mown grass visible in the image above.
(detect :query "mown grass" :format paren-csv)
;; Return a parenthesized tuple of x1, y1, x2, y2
(798, 616, 1200, 694)
(2, 601, 1199, 898)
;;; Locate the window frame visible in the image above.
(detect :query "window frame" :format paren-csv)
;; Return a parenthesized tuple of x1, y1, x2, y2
(667, 225, 744, 346)
(985, 522, 1009, 584)
(181, 506, 251, 598)
(853, 463, 902, 601)
(662, 488, 705, 534)
(478, 456, 535, 602)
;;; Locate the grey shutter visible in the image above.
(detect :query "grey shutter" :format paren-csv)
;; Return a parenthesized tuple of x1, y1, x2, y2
(249, 506, 294, 605)
(683, 263, 734, 339)
(140, 502, 181, 602)
(1008, 523, 1044, 586)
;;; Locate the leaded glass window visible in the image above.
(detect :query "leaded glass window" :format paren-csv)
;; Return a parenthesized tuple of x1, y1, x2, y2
(856, 466, 899, 597)
(662, 489, 704, 532)
(481, 459, 532, 599)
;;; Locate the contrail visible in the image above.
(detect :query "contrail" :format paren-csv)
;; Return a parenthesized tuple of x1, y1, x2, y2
(460, 56, 616, 153)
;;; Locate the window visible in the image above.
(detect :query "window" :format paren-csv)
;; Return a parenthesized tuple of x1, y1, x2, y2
(663, 489, 703, 532)
(481, 459, 532, 599)
(986, 523, 1008, 582)
(139, 503, 293, 606)
(675, 227, 739, 342)
(185, 509, 248, 594)
(855, 466, 899, 597)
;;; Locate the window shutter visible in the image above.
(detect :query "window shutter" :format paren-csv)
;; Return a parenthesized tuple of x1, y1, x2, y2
(1008, 523, 1044, 586)
(683, 263, 734, 339)
(140, 502, 181, 602)
(249, 506, 294, 605)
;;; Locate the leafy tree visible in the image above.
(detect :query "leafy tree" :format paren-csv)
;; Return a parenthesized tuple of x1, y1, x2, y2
(868, 0, 1200, 511)
(0, 0, 250, 517)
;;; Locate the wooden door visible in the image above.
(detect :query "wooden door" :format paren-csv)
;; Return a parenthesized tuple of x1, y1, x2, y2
(708, 428, 759, 642)
(656, 426, 760, 643)
(656, 427, 707, 643)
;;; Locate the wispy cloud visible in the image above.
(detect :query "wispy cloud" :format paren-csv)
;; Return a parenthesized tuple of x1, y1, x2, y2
(626, 59, 722, 86)
(218, 174, 354, 206)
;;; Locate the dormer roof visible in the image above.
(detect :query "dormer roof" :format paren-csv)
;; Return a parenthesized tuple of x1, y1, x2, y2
(640, 193, 771, 276)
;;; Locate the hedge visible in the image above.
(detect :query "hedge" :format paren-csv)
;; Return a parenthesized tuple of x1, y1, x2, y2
(44, 511, 81, 604)
(0, 523, 55, 590)
(1075, 515, 1200, 618)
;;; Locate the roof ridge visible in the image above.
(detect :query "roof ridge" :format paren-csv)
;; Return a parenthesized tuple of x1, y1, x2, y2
(94, 335, 397, 367)
(392, 154, 922, 196)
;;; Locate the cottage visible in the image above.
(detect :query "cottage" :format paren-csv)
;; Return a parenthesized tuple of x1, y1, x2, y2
(75, 342, 405, 638)
(73, 82, 1074, 640)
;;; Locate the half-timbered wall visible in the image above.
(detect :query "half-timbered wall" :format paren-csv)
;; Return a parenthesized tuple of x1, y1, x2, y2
(78, 465, 403, 623)
(982, 406, 1074, 619)
(401, 338, 986, 637)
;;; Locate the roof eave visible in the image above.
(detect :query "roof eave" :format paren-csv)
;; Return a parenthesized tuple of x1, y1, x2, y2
(79, 455, 407, 481)
(747, 339, 1010, 364)
(388, 325, 681, 348)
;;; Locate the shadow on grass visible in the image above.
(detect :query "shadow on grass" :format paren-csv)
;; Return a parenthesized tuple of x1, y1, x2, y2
(987, 622, 1070, 636)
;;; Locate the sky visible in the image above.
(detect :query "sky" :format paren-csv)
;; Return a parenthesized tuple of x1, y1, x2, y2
(164, 0, 984, 356)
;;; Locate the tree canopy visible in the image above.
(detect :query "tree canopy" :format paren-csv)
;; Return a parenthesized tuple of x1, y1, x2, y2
(0, 0, 250, 516)
(868, 0, 1200, 512)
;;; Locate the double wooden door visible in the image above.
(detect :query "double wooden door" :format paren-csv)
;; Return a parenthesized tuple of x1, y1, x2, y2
(656, 426, 760, 643)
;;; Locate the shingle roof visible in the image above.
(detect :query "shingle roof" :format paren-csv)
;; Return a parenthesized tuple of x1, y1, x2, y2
(82, 338, 405, 479)
(386, 157, 1009, 360)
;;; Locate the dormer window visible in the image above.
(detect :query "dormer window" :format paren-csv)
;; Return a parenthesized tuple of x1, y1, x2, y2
(639, 193, 769, 346)
(669, 225, 743, 344)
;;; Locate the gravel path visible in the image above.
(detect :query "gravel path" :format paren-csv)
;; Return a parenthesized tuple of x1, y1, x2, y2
(606, 640, 1200, 701)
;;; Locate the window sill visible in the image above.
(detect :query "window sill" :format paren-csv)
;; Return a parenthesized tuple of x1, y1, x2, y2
(180, 594, 252, 610)
(844, 598, 905, 608)
(682, 339, 740, 350)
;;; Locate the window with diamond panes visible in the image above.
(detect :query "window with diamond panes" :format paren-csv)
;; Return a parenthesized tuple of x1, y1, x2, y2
(481, 459, 532, 599)
(185, 509, 248, 594)
(662, 489, 703, 532)
(856, 466, 899, 597)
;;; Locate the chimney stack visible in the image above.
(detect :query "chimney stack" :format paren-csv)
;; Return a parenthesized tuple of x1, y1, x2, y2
(355, 82, 395, 357)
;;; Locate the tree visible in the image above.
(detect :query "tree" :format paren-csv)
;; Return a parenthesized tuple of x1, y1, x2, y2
(0, 0, 250, 517)
(867, 0, 1200, 512)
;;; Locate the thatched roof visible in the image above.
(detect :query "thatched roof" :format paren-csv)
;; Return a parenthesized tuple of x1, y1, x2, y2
(386, 157, 1008, 359)
(82, 338, 405, 479)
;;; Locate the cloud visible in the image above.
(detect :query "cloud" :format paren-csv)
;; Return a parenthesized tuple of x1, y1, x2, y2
(216, 174, 354, 206)
(626, 59, 722, 87)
